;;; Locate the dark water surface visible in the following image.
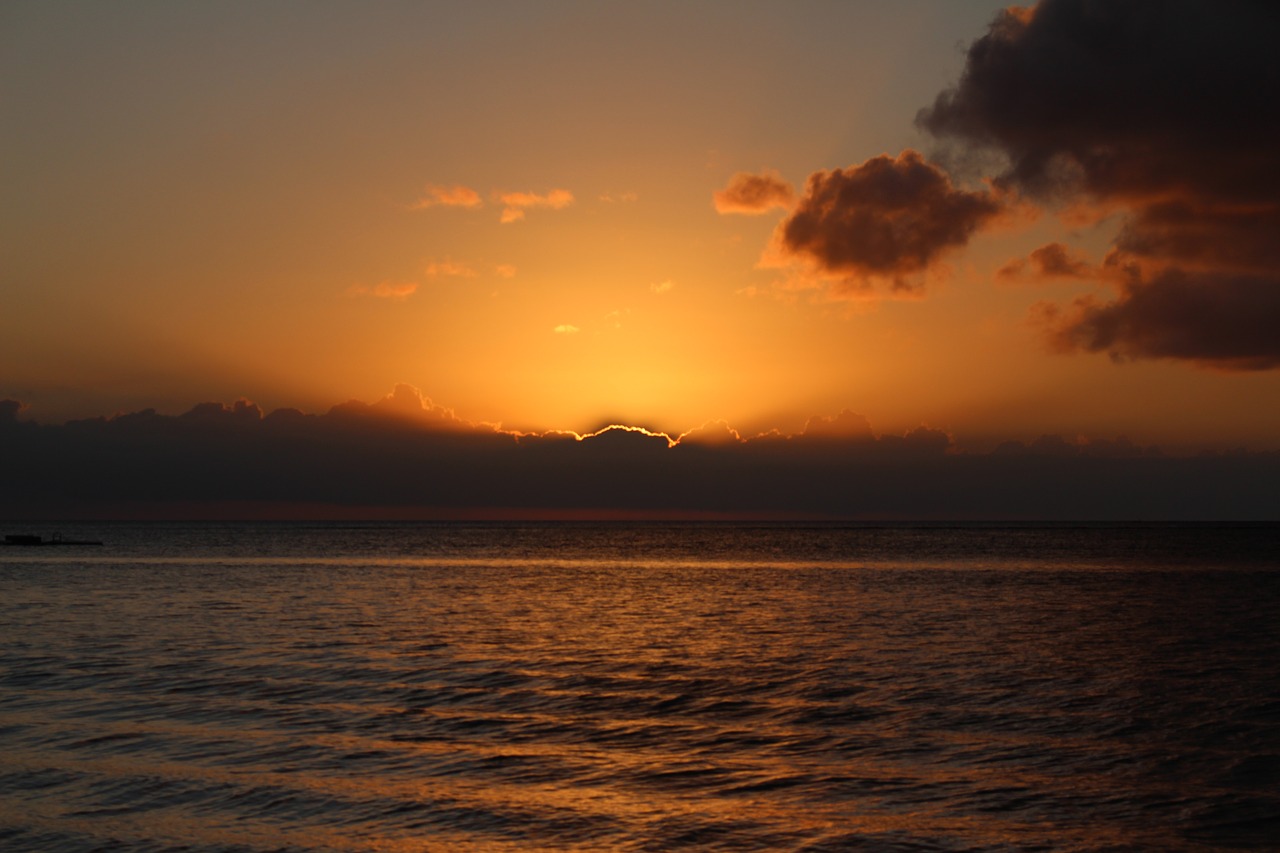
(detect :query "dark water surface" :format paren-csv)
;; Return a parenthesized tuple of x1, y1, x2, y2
(1, 523, 1277, 851)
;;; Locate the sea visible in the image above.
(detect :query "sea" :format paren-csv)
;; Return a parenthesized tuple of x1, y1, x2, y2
(1, 522, 1278, 852)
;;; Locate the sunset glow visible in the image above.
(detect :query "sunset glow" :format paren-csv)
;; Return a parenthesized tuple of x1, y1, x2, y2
(3, 7, 1279, 846)
(3, 1, 1279, 517)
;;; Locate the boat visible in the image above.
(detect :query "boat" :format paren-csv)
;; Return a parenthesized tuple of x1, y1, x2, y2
(3, 533, 103, 546)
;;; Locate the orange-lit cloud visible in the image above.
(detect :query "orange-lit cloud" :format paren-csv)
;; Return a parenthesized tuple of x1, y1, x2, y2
(424, 259, 479, 278)
(765, 150, 1003, 295)
(411, 184, 483, 210)
(713, 170, 795, 214)
(553, 324, 579, 335)
(497, 189, 574, 223)
(919, 0, 1280, 369)
(347, 281, 419, 300)
(650, 279, 675, 295)
(495, 264, 517, 278)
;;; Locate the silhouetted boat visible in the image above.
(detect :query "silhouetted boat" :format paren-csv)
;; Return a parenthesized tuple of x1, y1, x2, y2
(3, 533, 103, 547)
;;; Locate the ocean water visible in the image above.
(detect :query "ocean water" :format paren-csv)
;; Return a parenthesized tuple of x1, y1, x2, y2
(1, 522, 1278, 852)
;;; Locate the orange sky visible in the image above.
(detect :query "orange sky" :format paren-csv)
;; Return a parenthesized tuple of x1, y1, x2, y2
(4, 1, 1279, 453)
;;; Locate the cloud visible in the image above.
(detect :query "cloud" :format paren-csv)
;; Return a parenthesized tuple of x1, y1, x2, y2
(497, 189, 574, 224)
(329, 383, 474, 430)
(992, 433, 1160, 459)
(412, 184, 483, 210)
(996, 242, 1097, 283)
(1, 399, 25, 422)
(675, 420, 743, 446)
(713, 170, 796, 215)
(6, 391, 1276, 519)
(802, 409, 875, 441)
(767, 150, 1004, 294)
(600, 192, 639, 204)
(1034, 269, 1280, 371)
(347, 281, 419, 300)
(495, 264, 517, 279)
(411, 184, 578, 222)
(424, 259, 478, 278)
(918, 0, 1280, 368)
(650, 279, 675, 295)
(553, 324, 580, 335)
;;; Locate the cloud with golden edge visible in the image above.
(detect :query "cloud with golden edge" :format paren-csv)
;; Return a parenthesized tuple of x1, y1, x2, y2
(553, 324, 579, 335)
(411, 184, 483, 210)
(714, 170, 796, 214)
(577, 424, 678, 448)
(497, 189, 574, 224)
(347, 281, 419, 300)
(675, 420, 744, 446)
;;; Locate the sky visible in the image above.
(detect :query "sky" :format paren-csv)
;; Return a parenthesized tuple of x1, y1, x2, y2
(3, 1, 1279, 518)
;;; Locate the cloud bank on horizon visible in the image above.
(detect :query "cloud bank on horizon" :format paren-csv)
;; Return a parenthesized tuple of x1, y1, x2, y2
(720, 0, 1280, 369)
(3, 386, 1276, 520)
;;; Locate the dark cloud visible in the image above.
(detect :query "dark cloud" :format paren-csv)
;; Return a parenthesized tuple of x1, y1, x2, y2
(770, 151, 1003, 293)
(802, 409, 875, 441)
(328, 383, 476, 430)
(677, 420, 744, 445)
(2, 391, 1276, 520)
(994, 434, 1158, 459)
(1114, 201, 1280, 275)
(1036, 269, 1280, 370)
(713, 171, 796, 214)
(996, 242, 1096, 283)
(918, 0, 1280, 368)
(917, 1, 1279, 204)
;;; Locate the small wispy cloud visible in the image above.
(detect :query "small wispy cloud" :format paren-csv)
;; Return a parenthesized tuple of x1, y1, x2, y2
(424, 259, 479, 278)
(552, 309, 626, 336)
(347, 281, 419, 300)
(411, 184, 483, 210)
(599, 192, 639, 204)
(650, 279, 675, 295)
(497, 189, 574, 224)
(495, 264, 517, 278)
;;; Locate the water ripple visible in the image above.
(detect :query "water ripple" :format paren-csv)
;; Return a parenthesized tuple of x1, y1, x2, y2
(1, 522, 1277, 851)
